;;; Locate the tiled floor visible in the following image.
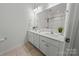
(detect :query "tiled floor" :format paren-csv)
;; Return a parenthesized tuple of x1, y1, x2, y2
(1, 42, 44, 56)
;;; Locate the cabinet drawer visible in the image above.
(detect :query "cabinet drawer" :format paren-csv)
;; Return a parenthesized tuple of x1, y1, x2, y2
(40, 36, 59, 47)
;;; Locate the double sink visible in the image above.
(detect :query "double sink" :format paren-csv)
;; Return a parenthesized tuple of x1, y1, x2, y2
(30, 30, 65, 42)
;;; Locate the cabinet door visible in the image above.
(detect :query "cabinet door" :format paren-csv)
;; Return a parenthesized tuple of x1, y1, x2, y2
(47, 43, 59, 56)
(33, 33, 39, 48)
(40, 36, 48, 55)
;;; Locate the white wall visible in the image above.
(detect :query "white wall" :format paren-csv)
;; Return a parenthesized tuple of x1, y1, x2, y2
(68, 4, 79, 55)
(63, 4, 79, 56)
(0, 3, 33, 55)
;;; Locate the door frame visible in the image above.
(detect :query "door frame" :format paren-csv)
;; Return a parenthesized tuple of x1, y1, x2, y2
(63, 3, 79, 56)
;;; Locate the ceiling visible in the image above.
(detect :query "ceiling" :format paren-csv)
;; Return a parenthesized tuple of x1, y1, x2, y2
(32, 3, 49, 9)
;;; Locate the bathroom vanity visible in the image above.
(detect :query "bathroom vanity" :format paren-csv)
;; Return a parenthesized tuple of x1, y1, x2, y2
(27, 3, 67, 56)
(27, 30, 65, 56)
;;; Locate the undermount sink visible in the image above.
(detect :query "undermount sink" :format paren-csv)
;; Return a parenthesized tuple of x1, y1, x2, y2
(40, 32, 51, 34)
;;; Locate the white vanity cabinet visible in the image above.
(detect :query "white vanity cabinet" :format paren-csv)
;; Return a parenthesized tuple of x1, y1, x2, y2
(47, 43, 59, 56)
(39, 36, 59, 56)
(39, 37, 48, 55)
(33, 33, 40, 49)
(28, 31, 40, 49)
(28, 31, 64, 56)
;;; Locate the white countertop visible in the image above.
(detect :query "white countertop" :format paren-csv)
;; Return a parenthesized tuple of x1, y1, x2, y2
(28, 30, 65, 42)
